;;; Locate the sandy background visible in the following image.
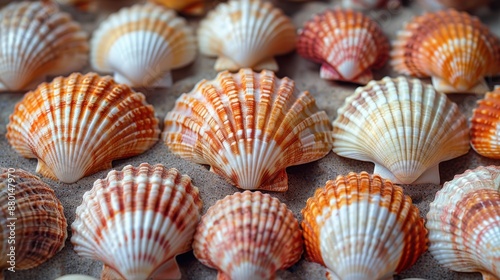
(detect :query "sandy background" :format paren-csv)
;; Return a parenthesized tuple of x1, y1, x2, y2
(1, 0, 500, 279)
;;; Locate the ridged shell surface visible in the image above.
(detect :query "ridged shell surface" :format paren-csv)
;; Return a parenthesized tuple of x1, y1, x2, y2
(148, 0, 210, 15)
(391, 10, 500, 94)
(417, 0, 490, 11)
(6, 72, 160, 183)
(297, 9, 389, 84)
(0, 168, 67, 276)
(193, 191, 303, 280)
(198, 0, 296, 71)
(302, 172, 428, 280)
(427, 166, 500, 279)
(162, 68, 333, 192)
(91, 3, 197, 88)
(71, 163, 203, 280)
(332, 76, 470, 184)
(470, 88, 500, 159)
(0, 1, 88, 91)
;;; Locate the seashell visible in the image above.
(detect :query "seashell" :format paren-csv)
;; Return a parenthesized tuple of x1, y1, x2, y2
(71, 163, 203, 280)
(6, 72, 160, 183)
(0, 168, 67, 276)
(470, 88, 500, 159)
(162, 68, 333, 192)
(301, 172, 428, 280)
(148, 0, 211, 15)
(55, 275, 98, 280)
(0, 1, 88, 91)
(391, 9, 500, 94)
(55, 0, 97, 11)
(417, 0, 491, 11)
(91, 3, 197, 88)
(332, 76, 470, 184)
(342, 0, 399, 10)
(198, 0, 296, 72)
(297, 9, 389, 84)
(426, 165, 500, 279)
(193, 190, 303, 280)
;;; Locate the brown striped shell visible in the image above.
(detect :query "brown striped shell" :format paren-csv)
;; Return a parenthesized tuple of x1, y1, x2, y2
(162, 68, 333, 192)
(0, 168, 67, 277)
(301, 172, 428, 280)
(391, 10, 500, 94)
(193, 191, 303, 280)
(427, 166, 500, 279)
(297, 9, 389, 84)
(6, 72, 160, 183)
(71, 163, 203, 280)
(470, 88, 500, 159)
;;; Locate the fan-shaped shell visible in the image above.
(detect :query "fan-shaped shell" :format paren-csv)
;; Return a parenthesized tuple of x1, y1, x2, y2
(6, 72, 160, 183)
(332, 76, 470, 184)
(71, 163, 203, 280)
(302, 172, 428, 280)
(391, 9, 500, 94)
(417, 0, 491, 11)
(197, 0, 296, 72)
(427, 166, 500, 279)
(162, 68, 333, 192)
(91, 3, 196, 88)
(0, 1, 88, 91)
(148, 0, 210, 15)
(193, 191, 303, 280)
(297, 9, 389, 84)
(0, 168, 67, 277)
(470, 88, 500, 159)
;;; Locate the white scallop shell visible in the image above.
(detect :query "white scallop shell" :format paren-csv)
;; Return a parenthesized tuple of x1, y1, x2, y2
(91, 3, 197, 88)
(332, 76, 470, 184)
(197, 0, 296, 71)
(71, 163, 203, 280)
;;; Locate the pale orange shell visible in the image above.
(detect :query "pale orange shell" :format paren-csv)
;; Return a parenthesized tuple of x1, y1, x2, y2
(193, 191, 303, 280)
(162, 68, 333, 192)
(301, 172, 428, 280)
(298, 9, 389, 84)
(391, 10, 500, 94)
(470, 88, 500, 159)
(6, 72, 160, 183)
(0, 168, 67, 276)
(148, 0, 210, 15)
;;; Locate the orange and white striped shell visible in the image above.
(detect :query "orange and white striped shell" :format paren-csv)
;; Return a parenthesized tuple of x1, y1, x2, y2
(193, 191, 303, 280)
(427, 166, 500, 279)
(0, 1, 88, 91)
(198, 0, 296, 72)
(332, 76, 470, 184)
(391, 9, 500, 94)
(0, 168, 67, 277)
(162, 68, 333, 192)
(297, 9, 389, 84)
(148, 0, 210, 15)
(71, 163, 203, 280)
(417, 0, 491, 11)
(91, 3, 197, 88)
(470, 87, 500, 159)
(302, 172, 428, 280)
(6, 72, 160, 183)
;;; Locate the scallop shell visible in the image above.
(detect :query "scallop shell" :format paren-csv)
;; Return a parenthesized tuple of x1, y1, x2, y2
(91, 3, 197, 88)
(342, 0, 397, 10)
(301, 172, 428, 280)
(0, 1, 88, 91)
(198, 0, 296, 72)
(426, 166, 500, 279)
(391, 9, 500, 94)
(71, 163, 203, 280)
(297, 9, 389, 84)
(0, 168, 67, 277)
(193, 191, 303, 280)
(417, 0, 491, 11)
(332, 76, 470, 184)
(470, 88, 500, 159)
(55, 0, 96, 11)
(6, 72, 160, 183)
(162, 68, 333, 192)
(148, 0, 210, 15)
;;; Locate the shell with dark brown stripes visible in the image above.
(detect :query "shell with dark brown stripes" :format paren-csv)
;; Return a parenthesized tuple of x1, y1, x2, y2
(301, 172, 428, 280)
(71, 163, 203, 280)
(427, 166, 500, 279)
(162, 68, 333, 192)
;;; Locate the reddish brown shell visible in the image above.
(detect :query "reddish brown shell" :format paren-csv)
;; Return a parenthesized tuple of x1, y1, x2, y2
(470, 88, 500, 158)
(297, 9, 389, 84)
(391, 10, 500, 94)
(301, 172, 428, 279)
